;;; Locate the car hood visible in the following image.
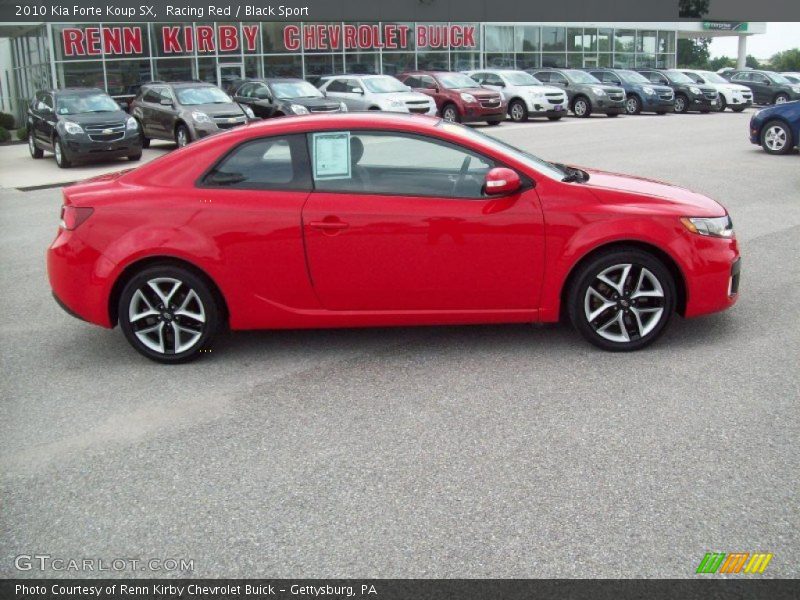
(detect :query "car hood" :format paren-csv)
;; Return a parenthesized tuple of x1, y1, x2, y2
(374, 91, 433, 103)
(181, 103, 244, 116)
(456, 87, 502, 99)
(284, 96, 341, 109)
(579, 168, 726, 217)
(706, 82, 751, 93)
(511, 84, 564, 95)
(59, 111, 130, 125)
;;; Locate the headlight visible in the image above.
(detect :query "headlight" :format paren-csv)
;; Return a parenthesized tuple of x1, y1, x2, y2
(460, 93, 477, 103)
(689, 86, 701, 95)
(792, 86, 800, 93)
(591, 87, 606, 96)
(126, 116, 138, 130)
(242, 105, 255, 118)
(191, 111, 212, 124)
(339, 101, 348, 112)
(681, 216, 734, 238)
(643, 86, 655, 95)
(63, 121, 83, 135)
(529, 90, 545, 98)
(290, 104, 309, 115)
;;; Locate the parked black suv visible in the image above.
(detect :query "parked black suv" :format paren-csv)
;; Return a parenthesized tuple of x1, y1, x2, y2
(636, 69, 719, 113)
(725, 70, 800, 105)
(585, 68, 674, 115)
(231, 78, 346, 118)
(27, 88, 142, 168)
(130, 81, 254, 148)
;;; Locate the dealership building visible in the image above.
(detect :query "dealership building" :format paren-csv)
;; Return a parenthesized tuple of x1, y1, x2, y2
(0, 21, 766, 122)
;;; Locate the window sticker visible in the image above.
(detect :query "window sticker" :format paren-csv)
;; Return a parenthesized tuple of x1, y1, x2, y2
(312, 131, 351, 180)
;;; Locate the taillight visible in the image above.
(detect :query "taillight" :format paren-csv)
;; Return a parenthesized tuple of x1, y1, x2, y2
(59, 206, 94, 230)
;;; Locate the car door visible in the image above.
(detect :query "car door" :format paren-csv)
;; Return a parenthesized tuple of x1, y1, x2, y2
(301, 130, 545, 312)
(237, 82, 275, 119)
(411, 75, 443, 110)
(29, 92, 46, 147)
(481, 73, 505, 93)
(137, 87, 161, 138)
(748, 73, 771, 103)
(155, 86, 178, 139)
(38, 93, 57, 147)
(323, 79, 356, 110)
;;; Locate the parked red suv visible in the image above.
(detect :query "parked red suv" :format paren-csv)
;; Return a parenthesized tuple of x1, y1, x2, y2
(398, 71, 506, 125)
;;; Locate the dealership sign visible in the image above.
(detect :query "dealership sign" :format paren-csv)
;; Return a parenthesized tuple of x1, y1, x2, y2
(61, 24, 477, 56)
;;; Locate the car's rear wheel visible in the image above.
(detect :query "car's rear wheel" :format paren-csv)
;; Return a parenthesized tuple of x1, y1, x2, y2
(717, 96, 727, 112)
(128, 151, 142, 161)
(547, 115, 563, 121)
(774, 93, 790, 105)
(441, 104, 460, 122)
(572, 97, 591, 118)
(625, 94, 641, 115)
(118, 265, 220, 363)
(175, 124, 191, 148)
(137, 120, 150, 148)
(568, 249, 675, 351)
(508, 99, 528, 122)
(674, 94, 688, 114)
(732, 106, 746, 112)
(28, 131, 43, 158)
(760, 120, 793, 155)
(486, 119, 502, 126)
(53, 136, 71, 168)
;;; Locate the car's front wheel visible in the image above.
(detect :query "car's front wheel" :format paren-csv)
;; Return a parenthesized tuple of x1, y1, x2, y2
(441, 104, 460, 122)
(28, 131, 43, 158)
(508, 99, 528, 122)
(568, 249, 675, 351)
(53, 136, 71, 168)
(625, 94, 641, 115)
(674, 94, 688, 114)
(175, 124, 191, 148)
(760, 120, 793, 155)
(774, 93, 790, 105)
(717, 96, 727, 112)
(572, 97, 591, 118)
(119, 265, 220, 363)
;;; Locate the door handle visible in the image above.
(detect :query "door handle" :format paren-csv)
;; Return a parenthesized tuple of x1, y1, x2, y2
(309, 219, 349, 231)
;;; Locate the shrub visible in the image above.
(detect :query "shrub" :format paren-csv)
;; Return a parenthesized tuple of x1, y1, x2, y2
(0, 127, 11, 143)
(0, 112, 15, 130)
(17, 127, 28, 141)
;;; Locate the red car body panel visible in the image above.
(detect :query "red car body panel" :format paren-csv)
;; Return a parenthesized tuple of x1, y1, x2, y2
(47, 113, 739, 334)
(398, 71, 507, 123)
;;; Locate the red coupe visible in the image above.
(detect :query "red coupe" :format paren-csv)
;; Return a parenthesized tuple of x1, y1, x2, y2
(48, 113, 740, 362)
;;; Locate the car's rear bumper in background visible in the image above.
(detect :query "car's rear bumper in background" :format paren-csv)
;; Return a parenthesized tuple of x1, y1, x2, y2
(47, 229, 115, 328)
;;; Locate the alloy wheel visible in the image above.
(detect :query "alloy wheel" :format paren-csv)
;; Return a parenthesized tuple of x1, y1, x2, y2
(763, 125, 788, 152)
(510, 101, 525, 121)
(775, 94, 789, 104)
(625, 96, 639, 114)
(176, 127, 189, 147)
(54, 141, 62, 163)
(442, 106, 458, 122)
(583, 264, 665, 343)
(574, 99, 588, 117)
(128, 277, 207, 355)
(674, 96, 686, 113)
(28, 133, 35, 154)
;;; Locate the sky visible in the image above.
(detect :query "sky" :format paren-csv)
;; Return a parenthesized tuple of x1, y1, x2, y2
(709, 22, 800, 59)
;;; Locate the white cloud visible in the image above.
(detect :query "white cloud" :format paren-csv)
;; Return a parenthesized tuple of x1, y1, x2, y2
(709, 22, 800, 59)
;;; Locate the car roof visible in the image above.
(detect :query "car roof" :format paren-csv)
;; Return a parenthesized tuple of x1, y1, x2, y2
(45, 87, 104, 94)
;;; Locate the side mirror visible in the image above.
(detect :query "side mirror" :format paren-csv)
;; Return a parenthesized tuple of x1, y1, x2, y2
(255, 89, 272, 100)
(485, 167, 521, 195)
(117, 100, 129, 112)
(160, 98, 173, 106)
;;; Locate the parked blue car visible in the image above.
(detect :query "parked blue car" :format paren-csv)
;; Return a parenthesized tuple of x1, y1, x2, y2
(749, 100, 800, 155)
(585, 68, 675, 115)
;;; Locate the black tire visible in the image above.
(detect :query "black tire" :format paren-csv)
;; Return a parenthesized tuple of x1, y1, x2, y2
(28, 131, 43, 158)
(760, 120, 794, 155)
(118, 265, 220, 364)
(674, 94, 689, 114)
(732, 106, 746, 113)
(572, 97, 591, 118)
(774, 93, 790, 105)
(717, 96, 727, 112)
(486, 120, 502, 126)
(547, 115, 563, 121)
(625, 94, 642, 115)
(699, 109, 711, 114)
(656, 111, 667, 115)
(567, 248, 676, 352)
(128, 151, 142, 161)
(136, 120, 150, 148)
(441, 103, 460, 122)
(368, 106, 381, 110)
(53, 136, 71, 168)
(175, 124, 191, 148)
(508, 99, 528, 122)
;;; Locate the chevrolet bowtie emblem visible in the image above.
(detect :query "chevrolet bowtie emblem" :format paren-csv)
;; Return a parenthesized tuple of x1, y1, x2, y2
(102, 128, 112, 134)
(228, 117, 236, 122)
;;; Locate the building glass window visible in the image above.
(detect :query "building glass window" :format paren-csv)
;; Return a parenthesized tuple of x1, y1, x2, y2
(451, 51, 480, 71)
(104, 59, 152, 96)
(56, 60, 105, 88)
(417, 52, 449, 70)
(381, 52, 415, 75)
(567, 53, 583, 68)
(345, 52, 380, 74)
(52, 23, 102, 61)
(151, 23, 195, 57)
(304, 54, 344, 81)
(197, 57, 217, 83)
(542, 53, 566, 68)
(541, 27, 566, 52)
(614, 29, 636, 53)
(484, 25, 514, 53)
(613, 53, 636, 68)
(153, 58, 193, 81)
(598, 28, 613, 52)
(485, 53, 515, 68)
(657, 31, 676, 54)
(567, 28, 584, 52)
(638, 30, 657, 54)
(264, 54, 302, 78)
(515, 26, 540, 52)
(262, 22, 295, 52)
(515, 53, 540, 70)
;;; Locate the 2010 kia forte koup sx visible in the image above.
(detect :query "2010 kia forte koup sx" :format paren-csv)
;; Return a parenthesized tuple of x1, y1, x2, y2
(47, 113, 741, 363)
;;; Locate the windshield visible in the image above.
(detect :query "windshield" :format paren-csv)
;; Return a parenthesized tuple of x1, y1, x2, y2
(565, 70, 601, 84)
(666, 71, 693, 84)
(697, 71, 728, 84)
(503, 71, 542, 86)
(271, 81, 323, 99)
(437, 120, 565, 181)
(56, 92, 119, 115)
(438, 73, 479, 89)
(363, 76, 409, 93)
(176, 86, 232, 105)
(618, 70, 649, 84)
(767, 72, 791, 84)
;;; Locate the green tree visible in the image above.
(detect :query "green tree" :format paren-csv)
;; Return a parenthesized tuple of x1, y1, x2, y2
(745, 55, 761, 68)
(677, 38, 711, 68)
(769, 48, 800, 71)
(708, 56, 736, 71)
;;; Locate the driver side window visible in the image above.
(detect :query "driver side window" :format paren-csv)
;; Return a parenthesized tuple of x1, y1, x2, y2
(309, 131, 496, 199)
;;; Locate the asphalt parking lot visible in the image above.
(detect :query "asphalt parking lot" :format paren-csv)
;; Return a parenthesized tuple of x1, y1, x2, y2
(1, 108, 798, 578)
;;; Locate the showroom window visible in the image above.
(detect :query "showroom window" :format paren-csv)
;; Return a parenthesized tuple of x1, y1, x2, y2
(541, 27, 566, 52)
(309, 131, 495, 198)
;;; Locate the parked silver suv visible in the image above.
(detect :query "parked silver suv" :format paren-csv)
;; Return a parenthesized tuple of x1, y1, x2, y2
(464, 69, 568, 121)
(130, 81, 255, 148)
(317, 74, 437, 115)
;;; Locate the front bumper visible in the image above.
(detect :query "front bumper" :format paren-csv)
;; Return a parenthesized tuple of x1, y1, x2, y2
(594, 98, 626, 114)
(725, 92, 753, 107)
(643, 96, 675, 112)
(462, 103, 507, 122)
(687, 94, 718, 111)
(526, 97, 568, 116)
(63, 133, 142, 162)
(682, 235, 741, 318)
